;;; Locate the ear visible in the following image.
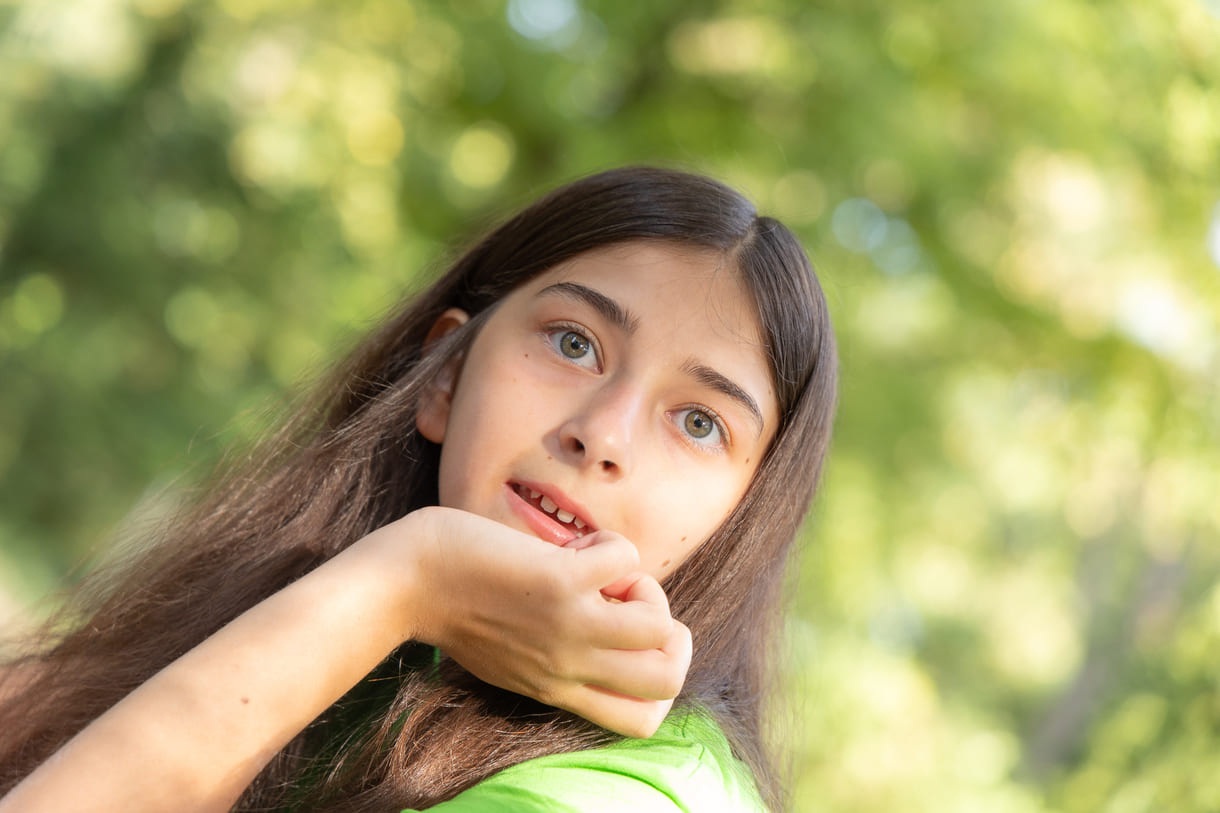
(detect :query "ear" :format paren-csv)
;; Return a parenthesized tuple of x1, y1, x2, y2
(412, 307, 468, 444)
(416, 308, 471, 444)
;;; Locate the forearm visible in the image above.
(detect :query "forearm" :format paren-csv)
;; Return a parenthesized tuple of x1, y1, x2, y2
(0, 508, 691, 811)
(0, 532, 418, 813)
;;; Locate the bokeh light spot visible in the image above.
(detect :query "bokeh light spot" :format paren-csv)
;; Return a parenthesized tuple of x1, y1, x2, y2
(11, 273, 64, 336)
(872, 219, 923, 276)
(165, 287, 222, 349)
(668, 17, 791, 77)
(855, 274, 951, 352)
(832, 198, 888, 253)
(333, 171, 400, 254)
(1040, 157, 1107, 233)
(772, 170, 827, 225)
(863, 159, 915, 212)
(346, 109, 405, 167)
(507, 0, 580, 42)
(984, 568, 1080, 687)
(235, 38, 298, 105)
(229, 121, 327, 192)
(1115, 279, 1202, 363)
(449, 123, 515, 189)
(14, 0, 140, 83)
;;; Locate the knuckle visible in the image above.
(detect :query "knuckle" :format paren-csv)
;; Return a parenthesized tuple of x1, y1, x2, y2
(539, 647, 580, 683)
(533, 683, 562, 708)
(642, 610, 674, 643)
(656, 664, 686, 699)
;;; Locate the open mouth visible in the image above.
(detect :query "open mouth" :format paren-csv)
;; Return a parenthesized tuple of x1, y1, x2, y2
(511, 483, 592, 538)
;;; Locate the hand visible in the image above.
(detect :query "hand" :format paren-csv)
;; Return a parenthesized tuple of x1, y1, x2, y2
(365, 507, 692, 738)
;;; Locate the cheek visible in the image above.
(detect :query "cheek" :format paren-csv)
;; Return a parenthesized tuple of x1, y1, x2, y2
(433, 385, 497, 505)
(637, 473, 746, 575)
(435, 367, 544, 503)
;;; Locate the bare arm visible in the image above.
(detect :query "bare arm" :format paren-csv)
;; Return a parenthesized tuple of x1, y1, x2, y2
(0, 520, 413, 812)
(0, 507, 690, 813)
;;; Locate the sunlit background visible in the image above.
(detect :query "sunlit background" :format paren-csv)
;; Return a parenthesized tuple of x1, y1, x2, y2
(2, 0, 1219, 810)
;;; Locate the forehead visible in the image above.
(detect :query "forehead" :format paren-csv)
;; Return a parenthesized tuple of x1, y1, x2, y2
(521, 241, 760, 330)
(523, 241, 756, 314)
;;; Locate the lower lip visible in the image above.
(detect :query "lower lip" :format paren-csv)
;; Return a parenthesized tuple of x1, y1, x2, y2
(504, 484, 581, 546)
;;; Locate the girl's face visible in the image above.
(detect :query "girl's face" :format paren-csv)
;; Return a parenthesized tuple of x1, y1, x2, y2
(417, 241, 779, 580)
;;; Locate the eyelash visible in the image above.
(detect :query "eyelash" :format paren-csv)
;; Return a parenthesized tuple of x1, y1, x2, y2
(672, 405, 731, 452)
(542, 321, 731, 453)
(544, 321, 602, 371)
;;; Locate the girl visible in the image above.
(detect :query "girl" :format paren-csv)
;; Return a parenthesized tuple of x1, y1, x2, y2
(0, 167, 836, 812)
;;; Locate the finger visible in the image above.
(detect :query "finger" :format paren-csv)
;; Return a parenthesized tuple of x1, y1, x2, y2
(583, 589, 674, 650)
(664, 619, 693, 676)
(569, 619, 692, 700)
(601, 571, 668, 608)
(555, 686, 676, 739)
(569, 531, 641, 589)
(575, 644, 689, 701)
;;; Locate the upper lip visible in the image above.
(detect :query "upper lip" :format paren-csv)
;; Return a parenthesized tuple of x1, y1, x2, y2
(513, 479, 598, 531)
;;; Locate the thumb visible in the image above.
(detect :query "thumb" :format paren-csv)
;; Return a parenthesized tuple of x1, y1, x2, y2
(567, 529, 642, 590)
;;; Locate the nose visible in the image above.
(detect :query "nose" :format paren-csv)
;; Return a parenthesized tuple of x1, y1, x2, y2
(558, 380, 641, 478)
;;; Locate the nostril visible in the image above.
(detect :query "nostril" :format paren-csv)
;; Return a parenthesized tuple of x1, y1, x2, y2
(599, 460, 615, 472)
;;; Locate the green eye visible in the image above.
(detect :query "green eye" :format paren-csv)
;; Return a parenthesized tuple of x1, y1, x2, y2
(548, 326, 599, 371)
(558, 331, 591, 359)
(683, 410, 716, 440)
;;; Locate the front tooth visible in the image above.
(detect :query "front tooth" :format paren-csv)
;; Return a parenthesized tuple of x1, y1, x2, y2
(556, 509, 574, 523)
(573, 518, 586, 529)
(529, 489, 541, 499)
(540, 495, 558, 513)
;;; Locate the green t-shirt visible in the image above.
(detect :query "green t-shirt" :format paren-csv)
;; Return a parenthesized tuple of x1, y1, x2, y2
(403, 711, 766, 812)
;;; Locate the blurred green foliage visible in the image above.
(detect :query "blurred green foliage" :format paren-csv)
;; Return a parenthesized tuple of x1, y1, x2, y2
(2, 0, 1219, 809)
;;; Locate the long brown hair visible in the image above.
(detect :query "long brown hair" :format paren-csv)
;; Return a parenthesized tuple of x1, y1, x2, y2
(0, 167, 837, 811)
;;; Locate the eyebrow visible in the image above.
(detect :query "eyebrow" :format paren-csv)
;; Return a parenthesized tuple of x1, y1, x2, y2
(681, 359, 765, 436)
(538, 282, 640, 335)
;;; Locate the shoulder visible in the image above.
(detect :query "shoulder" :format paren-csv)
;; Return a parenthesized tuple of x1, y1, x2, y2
(414, 710, 767, 812)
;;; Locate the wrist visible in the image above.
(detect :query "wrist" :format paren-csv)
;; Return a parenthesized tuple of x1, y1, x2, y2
(342, 506, 444, 647)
